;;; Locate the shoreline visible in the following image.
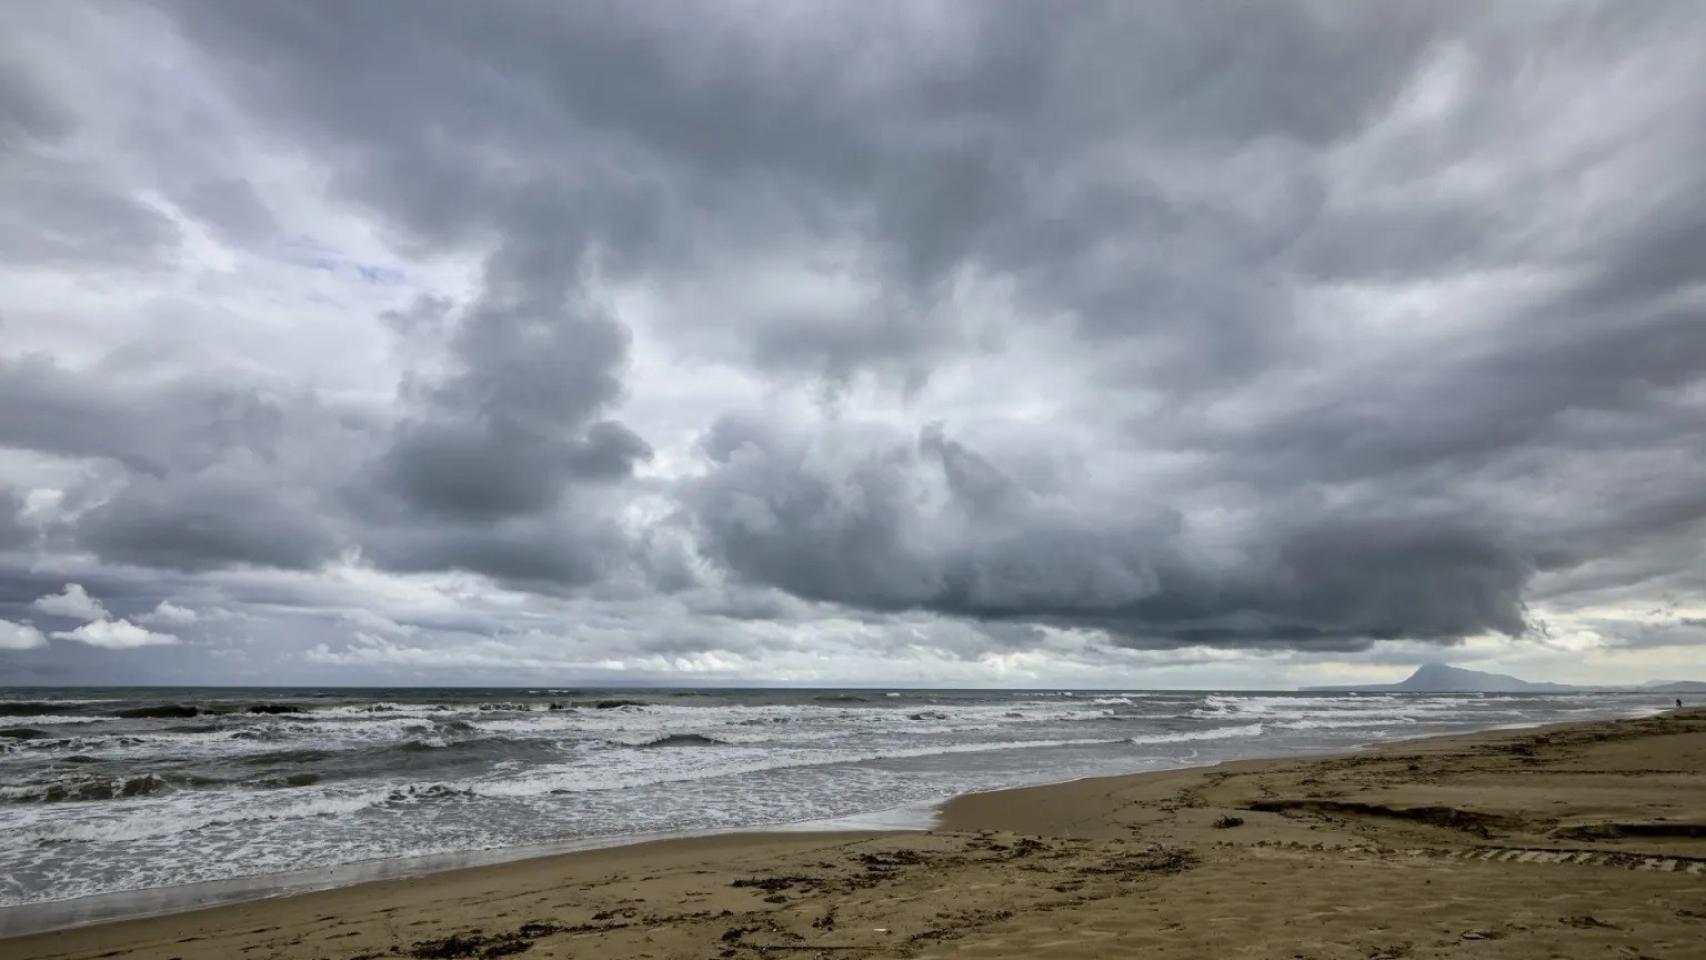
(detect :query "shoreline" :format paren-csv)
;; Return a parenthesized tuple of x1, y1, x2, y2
(7, 706, 1702, 958)
(0, 801, 943, 939)
(0, 702, 1670, 939)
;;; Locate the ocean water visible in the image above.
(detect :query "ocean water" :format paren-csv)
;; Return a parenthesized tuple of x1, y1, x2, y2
(0, 686, 1673, 909)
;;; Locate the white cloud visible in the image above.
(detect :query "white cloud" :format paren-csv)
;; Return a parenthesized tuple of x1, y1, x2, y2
(21, 487, 64, 523)
(0, 619, 47, 650)
(140, 600, 199, 626)
(52, 619, 178, 649)
(341, 608, 417, 636)
(32, 583, 110, 622)
(23, 586, 186, 651)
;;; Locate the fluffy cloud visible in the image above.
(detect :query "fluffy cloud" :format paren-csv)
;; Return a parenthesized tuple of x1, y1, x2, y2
(140, 600, 198, 626)
(17, 582, 183, 653)
(52, 619, 179, 649)
(0, 618, 46, 650)
(32, 583, 109, 622)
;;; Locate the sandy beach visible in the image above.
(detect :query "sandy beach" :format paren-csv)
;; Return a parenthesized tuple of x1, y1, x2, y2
(7, 708, 1703, 960)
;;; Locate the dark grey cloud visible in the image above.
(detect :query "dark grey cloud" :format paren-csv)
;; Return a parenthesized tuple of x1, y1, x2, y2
(0, 489, 29, 552)
(0, 355, 358, 573)
(159, 1, 1467, 388)
(78, 466, 340, 572)
(0, 32, 183, 269)
(0, 355, 290, 475)
(175, 176, 278, 245)
(8, 67, 166, 267)
(375, 241, 647, 521)
(0, 158, 180, 269)
(2, 0, 1704, 681)
(361, 514, 626, 591)
(347, 235, 656, 588)
(0, 59, 67, 147)
(687, 416, 1534, 649)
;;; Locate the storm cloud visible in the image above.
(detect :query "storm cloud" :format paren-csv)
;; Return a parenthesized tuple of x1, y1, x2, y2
(1, 0, 1704, 685)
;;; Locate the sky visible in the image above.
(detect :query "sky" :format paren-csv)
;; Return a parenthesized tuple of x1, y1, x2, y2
(1, 1, 1704, 689)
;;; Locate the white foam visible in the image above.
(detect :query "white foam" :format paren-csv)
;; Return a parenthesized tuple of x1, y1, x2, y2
(1127, 722, 1264, 744)
(5, 716, 106, 725)
(467, 736, 1134, 800)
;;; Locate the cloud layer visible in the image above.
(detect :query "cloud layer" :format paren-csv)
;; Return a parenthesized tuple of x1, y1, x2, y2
(1, 1, 1704, 685)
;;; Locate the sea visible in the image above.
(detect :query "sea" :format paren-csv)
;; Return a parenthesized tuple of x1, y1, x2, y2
(0, 686, 1676, 918)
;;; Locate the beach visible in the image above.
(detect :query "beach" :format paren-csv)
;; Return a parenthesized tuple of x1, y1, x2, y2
(6, 707, 1702, 960)
(9, 688, 1659, 909)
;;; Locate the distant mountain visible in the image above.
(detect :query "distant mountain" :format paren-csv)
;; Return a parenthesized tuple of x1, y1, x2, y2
(1303, 664, 1706, 694)
(1305, 663, 1577, 693)
(1397, 664, 1577, 692)
(1645, 680, 1706, 694)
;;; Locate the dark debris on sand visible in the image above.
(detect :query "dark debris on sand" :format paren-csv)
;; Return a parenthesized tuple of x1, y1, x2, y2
(732, 874, 824, 893)
(1075, 845, 1196, 878)
(409, 921, 566, 959)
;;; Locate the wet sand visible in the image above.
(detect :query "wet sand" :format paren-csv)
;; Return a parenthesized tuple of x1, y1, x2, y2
(7, 708, 1704, 960)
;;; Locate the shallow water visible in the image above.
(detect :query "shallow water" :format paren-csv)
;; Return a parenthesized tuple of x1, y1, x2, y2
(0, 686, 1672, 908)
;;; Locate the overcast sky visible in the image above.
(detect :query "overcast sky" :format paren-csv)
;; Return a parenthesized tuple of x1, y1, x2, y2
(2, 1, 1704, 688)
